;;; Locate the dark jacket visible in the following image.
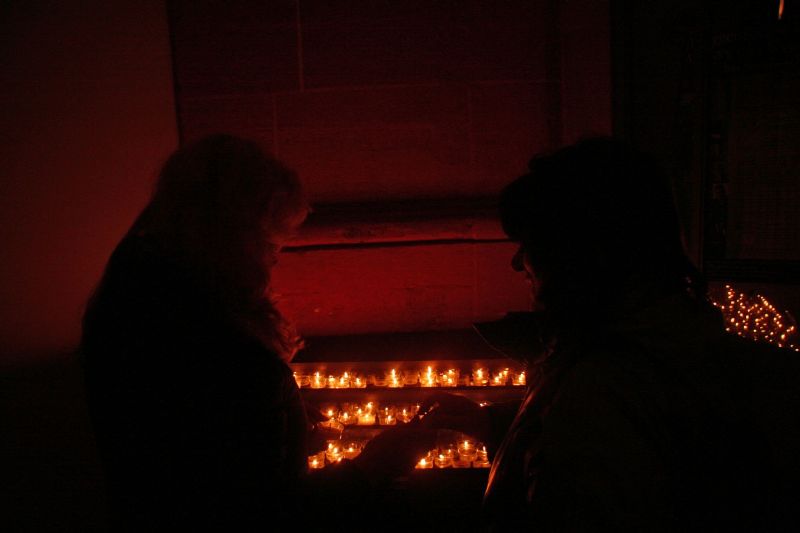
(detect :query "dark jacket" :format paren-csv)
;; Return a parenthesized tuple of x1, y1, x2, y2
(483, 293, 798, 531)
(82, 234, 308, 531)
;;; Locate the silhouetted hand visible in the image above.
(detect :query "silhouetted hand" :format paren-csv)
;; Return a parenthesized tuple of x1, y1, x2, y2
(307, 424, 344, 455)
(351, 421, 436, 487)
(304, 401, 344, 454)
(418, 392, 491, 443)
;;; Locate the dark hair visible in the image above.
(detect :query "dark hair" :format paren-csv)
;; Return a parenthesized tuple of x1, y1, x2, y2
(119, 134, 307, 358)
(500, 137, 704, 325)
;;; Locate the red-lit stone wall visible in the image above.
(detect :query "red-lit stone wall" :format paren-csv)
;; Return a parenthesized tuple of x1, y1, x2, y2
(169, 0, 612, 338)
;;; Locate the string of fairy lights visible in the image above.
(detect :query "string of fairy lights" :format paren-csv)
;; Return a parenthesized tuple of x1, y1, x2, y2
(710, 285, 798, 352)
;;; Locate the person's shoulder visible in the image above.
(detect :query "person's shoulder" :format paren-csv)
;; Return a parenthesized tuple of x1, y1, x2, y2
(548, 335, 671, 419)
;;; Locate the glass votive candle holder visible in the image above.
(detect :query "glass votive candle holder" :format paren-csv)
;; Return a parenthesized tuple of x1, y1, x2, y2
(512, 371, 526, 386)
(320, 404, 338, 420)
(293, 372, 310, 388)
(310, 372, 326, 389)
(472, 368, 489, 386)
(371, 374, 388, 387)
(396, 405, 415, 423)
(336, 372, 351, 388)
(434, 451, 453, 468)
(476, 444, 489, 463)
(386, 369, 404, 388)
(473, 457, 491, 468)
(356, 408, 376, 425)
(318, 418, 344, 440)
(490, 372, 507, 386)
(308, 451, 326, 470)
(326, 375, 337, 388)
(420, 366, 437, 387)
(452, 456, 471, 468)
(415, 452, 434, 469)
(341, 441, 363, 460)
(458, 439, 478, 463)
(378, 406, 396, 426)
(338, 411, 356, 426)
(351, 375, 367, 388)
(438, 369, 459, 387)
(325, 441, 343, 463)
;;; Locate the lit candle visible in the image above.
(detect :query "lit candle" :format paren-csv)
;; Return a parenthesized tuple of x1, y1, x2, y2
(387, 368, 403, 388)
(476, 444, 488, 462)
(326, 375, 337, 388)
(357, 408, 376, 425)
(396, 405, 414, 423)
(458, 440, 477, 462)
(308, 453, 325, 469)
(352, 375, 366, 388)
(325, 442, 343, 463)
(473, 444, 490, 467)
(513, 371, 526, 386)
(311, 372, 325, 389)
(342, 441, 362, 460)
(415, 454, 434, 469)
(434, 452, 453, 468)
(472, 368, 488, 386)
(338, 411, 356, 426)
(322, 406, 338, 420)
(439, 369, 459, 387)
(337, 372, 351, 388)
(378, 406, 396, 426)
(490, 372, 507, 386)
(421, 366, 437, 387)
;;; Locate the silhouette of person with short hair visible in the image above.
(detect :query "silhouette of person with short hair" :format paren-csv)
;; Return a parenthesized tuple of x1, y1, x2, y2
(421, 137, 797, 531)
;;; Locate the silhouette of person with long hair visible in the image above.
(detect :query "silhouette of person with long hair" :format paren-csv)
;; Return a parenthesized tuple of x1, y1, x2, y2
(419, 137, 795, 531)
(82, 135, 433, 531)
(81, 135, 310, 530)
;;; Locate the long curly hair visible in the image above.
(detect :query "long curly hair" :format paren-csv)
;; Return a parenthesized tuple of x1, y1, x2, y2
(130, 134, 308, 358)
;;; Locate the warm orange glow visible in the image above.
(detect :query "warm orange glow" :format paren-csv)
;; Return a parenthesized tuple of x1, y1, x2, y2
(416, 456, 433, 469)
(295, 365, 525, 388)
(779, 0, 785, 20)
(711, 285, 798, 351)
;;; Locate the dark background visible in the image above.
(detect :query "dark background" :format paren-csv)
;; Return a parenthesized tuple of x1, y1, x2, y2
(2, 1, 798, 530)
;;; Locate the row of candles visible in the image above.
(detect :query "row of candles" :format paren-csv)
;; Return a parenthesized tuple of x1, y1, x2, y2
(308, 439, 490, 470)
(318, 402, 423, 426)
(295, 367, 526, 389)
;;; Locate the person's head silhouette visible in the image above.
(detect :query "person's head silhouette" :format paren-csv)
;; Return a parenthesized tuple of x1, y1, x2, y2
(93, 134, 309, 358)
(500, 137, 702, 330)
